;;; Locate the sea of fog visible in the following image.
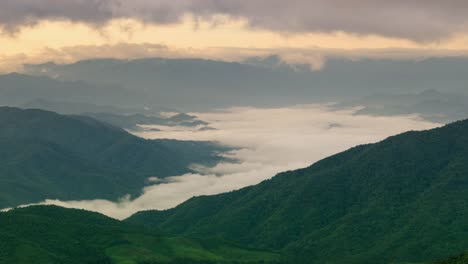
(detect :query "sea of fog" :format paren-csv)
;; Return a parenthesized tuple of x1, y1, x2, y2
(19, 104, 439, 219)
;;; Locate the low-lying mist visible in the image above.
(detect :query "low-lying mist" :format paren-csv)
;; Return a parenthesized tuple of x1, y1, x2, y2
(21, 105, 439, 219)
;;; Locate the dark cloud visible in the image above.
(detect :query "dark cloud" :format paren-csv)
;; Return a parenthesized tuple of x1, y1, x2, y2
(1, 0, 468, 41)
(0, 0, 114, 31)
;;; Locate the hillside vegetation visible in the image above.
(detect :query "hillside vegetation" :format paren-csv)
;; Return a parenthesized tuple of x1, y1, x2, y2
(0, 206, 280, 264)
(128, 119, 468, 264)
(0, 107, 225, 208)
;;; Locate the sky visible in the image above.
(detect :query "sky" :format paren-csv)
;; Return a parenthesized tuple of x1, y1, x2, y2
(1, 1, 468, 72)
(19, 105, 439, 219)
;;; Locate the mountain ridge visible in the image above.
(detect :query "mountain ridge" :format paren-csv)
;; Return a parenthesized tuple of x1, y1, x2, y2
(0, 205, 281, 264)
(0, 107, 225, 209)
(127, 118, 468, 263)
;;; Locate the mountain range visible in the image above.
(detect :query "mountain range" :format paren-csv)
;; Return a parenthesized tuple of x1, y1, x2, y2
(23, 57, 468, 111)
(334, 90, 468, 123)
(0, 73, 138, 108)
(1, 57, 468, 123)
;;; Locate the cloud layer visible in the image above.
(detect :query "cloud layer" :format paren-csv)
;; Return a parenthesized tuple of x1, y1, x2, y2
(3, 42, 468, 74)
(1, 0, 468, 41)
(20, 105, 439, 219)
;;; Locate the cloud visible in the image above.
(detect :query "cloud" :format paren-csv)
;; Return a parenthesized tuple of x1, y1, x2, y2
(1, 1, 468, 41)
(2, 42, 468, 74)
(0, 0, 114, 32)
(16, 105, 439, 219)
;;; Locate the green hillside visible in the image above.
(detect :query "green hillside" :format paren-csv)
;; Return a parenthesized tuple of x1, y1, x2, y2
(0, 206, 280, 264)
(432, 253, 468, 264)
(127, 119, 468, 264)
(0, 107, 225, 208)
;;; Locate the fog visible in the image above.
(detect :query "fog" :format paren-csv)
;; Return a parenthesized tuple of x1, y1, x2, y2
(24, 105, 439, 219)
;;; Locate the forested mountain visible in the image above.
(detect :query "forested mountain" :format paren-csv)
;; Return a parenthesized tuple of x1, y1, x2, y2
(0, 206, 280, 264)
(128, 119, 468, 264)
(0, 107, 224, 208)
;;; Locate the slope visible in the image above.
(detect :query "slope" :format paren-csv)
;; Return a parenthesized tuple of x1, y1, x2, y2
(127, 119, 468, 264)
(0, 205, 280, 264)
(0, 107, 225, 208)
(433, 253, 468, 264)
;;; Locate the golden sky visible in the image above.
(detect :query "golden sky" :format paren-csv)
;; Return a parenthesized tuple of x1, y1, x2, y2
(1, 15, 468, 72)
(3, 17, 468, 53)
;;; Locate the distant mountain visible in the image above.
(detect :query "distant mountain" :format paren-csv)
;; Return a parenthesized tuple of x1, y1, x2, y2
(0, 73, 144, 108)
(24, 57, 468, 111)
(0, 107, 225, 209)
(82, 112, 209, 131)
(4, 57, 468, 114)
(22, 99, 208, 131)
(128, 119, 468, 264)
(23, 99, 174, 116)
(0, 205, 280, 264)
(25, 58, 310, 110)
(334, 89, 468, 123)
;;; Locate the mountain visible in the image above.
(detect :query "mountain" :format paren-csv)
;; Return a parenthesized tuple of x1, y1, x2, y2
(23, 57, 468, 111)
(24, 58, 311, 110)
(82, 112, 209, 131)
(334, 89, 468, 123)
(21, 99, 208, 131)
(0, 107, 225, 209)
(22, 99, 174, 116)
(4, 57, 468, 114)
(127, 119, 468, 264)
(0, 73, 144, 108)
(0, 205, 280, 264)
